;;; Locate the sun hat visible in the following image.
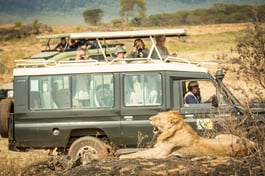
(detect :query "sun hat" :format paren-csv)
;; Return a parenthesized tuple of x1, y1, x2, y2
(115, 46, 126, 55)
(188, 81, 199, 91)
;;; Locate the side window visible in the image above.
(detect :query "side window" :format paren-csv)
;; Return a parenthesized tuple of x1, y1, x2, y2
(182, 80, 218, 106)
(52, 76, 70, 108)
(124, 73, 162, 106)
(30, 76, 70, 110)
(72, 73, 113, 108)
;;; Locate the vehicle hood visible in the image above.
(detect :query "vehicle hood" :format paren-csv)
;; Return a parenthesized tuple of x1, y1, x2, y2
(30, 51, 59, 59)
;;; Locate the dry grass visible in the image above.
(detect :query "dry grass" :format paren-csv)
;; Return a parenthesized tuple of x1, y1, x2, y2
(0, 137, 49, 175)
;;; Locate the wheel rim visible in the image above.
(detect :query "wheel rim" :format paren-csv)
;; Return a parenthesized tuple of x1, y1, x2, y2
(77, 145, 99, 163)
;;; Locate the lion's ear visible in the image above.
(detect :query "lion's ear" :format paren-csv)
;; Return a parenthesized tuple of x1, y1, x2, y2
(168, 111, 182, 124)
(169, 116, 179, 124)
(169, 118, 179, 124)
(170, 110, 180, 115)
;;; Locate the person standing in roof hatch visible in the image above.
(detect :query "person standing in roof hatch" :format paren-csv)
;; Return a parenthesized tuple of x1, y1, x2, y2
(54, 37, 67, 52)
(151, 35, 177, 60)
(75, 47, 88, 60)
(127, 38, 149, 58)
(114, 46, 126, 60)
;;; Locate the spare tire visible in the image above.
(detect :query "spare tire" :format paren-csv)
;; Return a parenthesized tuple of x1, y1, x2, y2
(0, 98, 14, 138)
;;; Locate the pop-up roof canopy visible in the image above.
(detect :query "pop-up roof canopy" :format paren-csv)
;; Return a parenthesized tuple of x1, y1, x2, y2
(36, 29, 186, 40)
(70, 29, 186, 40)
(36, 29, 187, 61)
(36, 33, 70, 39)
(70, 29, 187, 61)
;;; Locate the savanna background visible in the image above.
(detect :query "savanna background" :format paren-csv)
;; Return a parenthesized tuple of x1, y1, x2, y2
(0, 0, 264, 175)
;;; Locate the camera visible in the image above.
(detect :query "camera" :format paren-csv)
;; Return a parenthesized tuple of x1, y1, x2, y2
(80, 54, 86, 60)
(136, 46, 143, 52)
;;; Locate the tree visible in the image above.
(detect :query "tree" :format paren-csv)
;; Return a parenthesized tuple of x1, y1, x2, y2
(32, 19, 41, 34)
(119, 0, 146, 25)
(83, 8, 103, 25)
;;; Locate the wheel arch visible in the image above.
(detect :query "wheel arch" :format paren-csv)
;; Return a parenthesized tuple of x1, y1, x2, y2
(67, 128, 109, 148)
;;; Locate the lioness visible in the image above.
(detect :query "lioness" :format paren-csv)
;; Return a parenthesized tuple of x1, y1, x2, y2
(120, 111, 256, 159)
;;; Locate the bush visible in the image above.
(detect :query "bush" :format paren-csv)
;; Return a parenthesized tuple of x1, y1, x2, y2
(218, 22, 265, 101)
(14, 21, 22, 28)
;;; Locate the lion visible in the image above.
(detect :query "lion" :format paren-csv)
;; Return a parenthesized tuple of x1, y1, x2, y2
(120, 111, 256, 159)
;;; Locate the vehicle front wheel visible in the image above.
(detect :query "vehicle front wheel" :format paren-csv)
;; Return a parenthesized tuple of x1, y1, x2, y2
(68, 136, 108, 164)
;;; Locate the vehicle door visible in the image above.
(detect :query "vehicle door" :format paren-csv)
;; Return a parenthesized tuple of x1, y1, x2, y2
(120, 72, 165, 147)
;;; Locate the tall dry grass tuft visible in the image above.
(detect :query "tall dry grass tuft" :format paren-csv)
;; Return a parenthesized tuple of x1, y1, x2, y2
(215, 20, 265, 171)
(0, 137, 49, 175)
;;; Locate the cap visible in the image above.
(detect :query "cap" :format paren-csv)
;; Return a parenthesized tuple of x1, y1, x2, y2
(115, 46, 126, 55)
(188, 81, 199, 87)
(188, 81, 199, 91)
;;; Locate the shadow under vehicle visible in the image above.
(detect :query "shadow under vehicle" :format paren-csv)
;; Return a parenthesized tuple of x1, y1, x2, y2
(0, 29, 264, 164)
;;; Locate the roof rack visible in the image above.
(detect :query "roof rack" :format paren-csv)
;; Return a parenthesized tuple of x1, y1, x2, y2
(164, 56, 191, 64)
(58, 59, 99, 66)
(109, 58, 152, 64)
(194, 62, 218, 67)
(15, 59, 57, 68)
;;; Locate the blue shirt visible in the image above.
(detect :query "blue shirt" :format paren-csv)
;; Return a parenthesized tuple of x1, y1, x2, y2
(184, 92, 201, 104)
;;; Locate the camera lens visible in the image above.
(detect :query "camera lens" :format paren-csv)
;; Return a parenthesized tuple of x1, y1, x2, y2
(137, 46, 143, 52)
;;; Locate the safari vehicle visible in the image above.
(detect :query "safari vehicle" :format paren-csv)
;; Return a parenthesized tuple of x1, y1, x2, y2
(30, 33, 124, 61)
(1, 29, 264, 163)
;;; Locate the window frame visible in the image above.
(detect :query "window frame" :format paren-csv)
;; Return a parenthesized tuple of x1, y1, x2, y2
(123, 72, 163, 107)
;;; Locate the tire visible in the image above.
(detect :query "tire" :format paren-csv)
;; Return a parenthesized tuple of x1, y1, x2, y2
(68, 136, 108, 164)
(0, 98, 14, 138)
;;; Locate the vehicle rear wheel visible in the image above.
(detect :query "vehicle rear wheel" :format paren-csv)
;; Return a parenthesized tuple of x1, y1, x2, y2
(0, 98, 14, 138)
(68, 136, 108, 164)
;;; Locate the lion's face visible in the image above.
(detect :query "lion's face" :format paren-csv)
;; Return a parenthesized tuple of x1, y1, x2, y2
(149, 111, 182, 132)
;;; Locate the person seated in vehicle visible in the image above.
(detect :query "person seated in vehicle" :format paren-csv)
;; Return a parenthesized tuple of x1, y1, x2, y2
(184, 81, 217, 105)
(75, 46, 88, 60)
(151, 35, 177, 60)
(127, 38, 149, 58)
(114, 46, 126, 60)
(54, 37, 68, 52)
(68, 39, 78, 50)
(129, 76, 143, 104)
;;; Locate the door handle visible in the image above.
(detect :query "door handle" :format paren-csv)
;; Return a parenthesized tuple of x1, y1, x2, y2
(184, 114, 194, 118)
(124, 116, 133, 120)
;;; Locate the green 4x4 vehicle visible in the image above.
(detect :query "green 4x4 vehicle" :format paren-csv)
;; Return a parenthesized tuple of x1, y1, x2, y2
(28, 33, 124, 61)
(0, 29, 264, 163)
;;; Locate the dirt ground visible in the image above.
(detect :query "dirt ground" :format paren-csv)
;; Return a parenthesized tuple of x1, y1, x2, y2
(22, 155, 265, 176)
(0, 121, 261, 176)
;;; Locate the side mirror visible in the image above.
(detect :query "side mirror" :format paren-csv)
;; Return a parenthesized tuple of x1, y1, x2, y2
(7, 90, 14, 98)
(211, 95, 218, 107)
